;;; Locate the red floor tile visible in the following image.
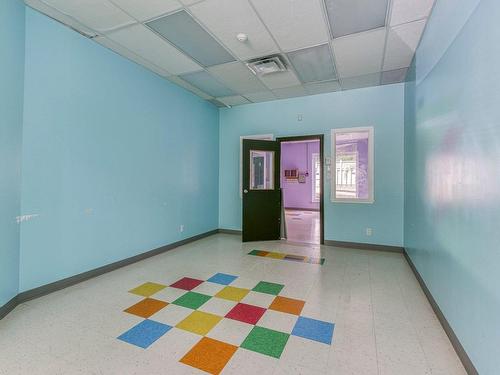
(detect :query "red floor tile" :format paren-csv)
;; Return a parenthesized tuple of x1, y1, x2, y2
(170, 277, 204, 291)
(225, 303, 266, 325)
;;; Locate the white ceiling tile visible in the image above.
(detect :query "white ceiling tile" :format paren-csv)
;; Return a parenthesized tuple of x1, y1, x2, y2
(272, 85, 308, 99)
(41, 0, 135, 33)
(332, 28, 386, 78)
(190, 0, 279, 60)
(381, 68, 408, 85)
(304, 80, 341, 95)
(167, 76, 213, 99)
(217, 95, 251, 106)
(383, 20, 426, 71)
(244, 91, 277, 103)
(341, 73, 381, 90)
(95, 36, 171, 76)
(95, 35, 145, 63)
(251, 0, 329, 51)
(208, 62, 267, 94)
(180, 70, 236, 97)
(26, 0, 98, 37)
(107, 24, 202, 75)
(258, 70, 301, 90)
(109, 0, 182, 22)
(390, 0, 435, 26)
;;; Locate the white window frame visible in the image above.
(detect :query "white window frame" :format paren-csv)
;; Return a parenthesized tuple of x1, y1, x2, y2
(311, 153, 321, 203)
(331, 127, 374, 204)
(240, 134, 273, 198)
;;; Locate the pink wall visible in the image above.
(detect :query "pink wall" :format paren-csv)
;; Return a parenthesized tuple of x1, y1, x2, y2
(280, 141, 320, 210)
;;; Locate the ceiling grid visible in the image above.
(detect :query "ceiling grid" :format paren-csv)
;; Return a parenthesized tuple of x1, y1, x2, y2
(25, 0, 435, 107)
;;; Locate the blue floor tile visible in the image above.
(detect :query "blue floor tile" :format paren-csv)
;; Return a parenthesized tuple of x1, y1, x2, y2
(118, 319, 172, 349)
(207, 273, 238, 285)
(291, 316, 334, 345)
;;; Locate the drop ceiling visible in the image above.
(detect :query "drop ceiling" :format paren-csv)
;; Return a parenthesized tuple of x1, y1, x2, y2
(25, 0, 435, 107)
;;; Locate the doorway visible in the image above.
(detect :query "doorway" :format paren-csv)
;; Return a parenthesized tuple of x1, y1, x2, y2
(241, 135, 324, 244)
(278, 135, 324, 245)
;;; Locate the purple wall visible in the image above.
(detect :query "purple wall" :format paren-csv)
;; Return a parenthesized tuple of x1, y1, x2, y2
(281, 141, 320, 210)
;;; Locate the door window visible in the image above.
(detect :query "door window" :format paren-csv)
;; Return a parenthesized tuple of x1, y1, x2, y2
(250, 150, 274, 190)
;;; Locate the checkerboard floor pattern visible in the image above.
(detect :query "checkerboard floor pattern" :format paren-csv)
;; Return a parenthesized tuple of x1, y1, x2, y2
(118, 272, 335, 374)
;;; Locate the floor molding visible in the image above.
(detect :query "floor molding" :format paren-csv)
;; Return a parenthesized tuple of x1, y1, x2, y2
(324, 240, 404, 253)
(0, 229, 218, 320)
(403, 250, 478, 375)
(218, 229, 242, 235)
(0, 295, 19, 321)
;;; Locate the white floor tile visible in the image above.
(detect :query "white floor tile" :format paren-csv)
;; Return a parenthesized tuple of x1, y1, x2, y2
(198, 297, 237, 316)
(0, 234, 465, 375)
(257, 310, 299, 333)
(240, 291, 276, 308)
(223, 348, 278, 375)
(150, 304, 193, 326)
(207, 318, 254, 346)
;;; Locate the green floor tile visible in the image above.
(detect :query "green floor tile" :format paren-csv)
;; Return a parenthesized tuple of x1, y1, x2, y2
(252, 281, 284, 295)
(172, 292, 211, 310)
(241, 326, 290, 358)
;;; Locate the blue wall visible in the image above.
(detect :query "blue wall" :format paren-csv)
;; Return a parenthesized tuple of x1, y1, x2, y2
(0, 0, 25, 306)
(404, 0, 500, 373)
(219, 84, 405, 246)
(19, 8, 219, 292)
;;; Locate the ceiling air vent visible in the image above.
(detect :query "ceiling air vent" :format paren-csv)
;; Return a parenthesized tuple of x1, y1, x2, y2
(246, 55, 287, 76)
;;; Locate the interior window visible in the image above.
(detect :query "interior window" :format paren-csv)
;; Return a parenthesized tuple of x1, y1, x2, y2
(331, 127, 374, 203)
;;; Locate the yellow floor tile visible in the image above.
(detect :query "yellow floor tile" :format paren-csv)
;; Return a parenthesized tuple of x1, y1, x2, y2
(176, 311, 222, 336)
(128, 282, 167, 297)
(215, 286, 250, 302)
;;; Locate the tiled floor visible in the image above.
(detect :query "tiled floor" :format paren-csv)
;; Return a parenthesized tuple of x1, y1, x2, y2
(0, 234, 466, 374)
(285, 209, 321, 244)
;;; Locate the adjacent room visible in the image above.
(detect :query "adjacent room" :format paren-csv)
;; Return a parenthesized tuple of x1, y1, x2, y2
(281, 139, 322, 244)
(1, 0, 497, 374)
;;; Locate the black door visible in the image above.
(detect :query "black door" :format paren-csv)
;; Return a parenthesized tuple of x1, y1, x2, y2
(242, 139, 281, 242)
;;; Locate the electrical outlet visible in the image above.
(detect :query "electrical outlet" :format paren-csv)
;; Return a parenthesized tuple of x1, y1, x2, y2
(366, 228, 373, 236)
(179, 225, 184, 233)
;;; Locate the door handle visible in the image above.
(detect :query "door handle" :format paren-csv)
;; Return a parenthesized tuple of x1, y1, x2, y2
(243, 189, 248, 194)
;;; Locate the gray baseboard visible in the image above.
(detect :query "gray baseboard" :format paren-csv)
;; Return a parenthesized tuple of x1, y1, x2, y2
(324, 240, 404, 253)
(218, 229, 242, 235)
(403, 251, 478, 375)
(0, 295, 19, 321)
(1, 229, 218, 319)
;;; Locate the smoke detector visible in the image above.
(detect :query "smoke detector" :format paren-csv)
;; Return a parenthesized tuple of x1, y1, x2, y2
(246, 55, 287, 76)
(236, 33, 248, 42)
